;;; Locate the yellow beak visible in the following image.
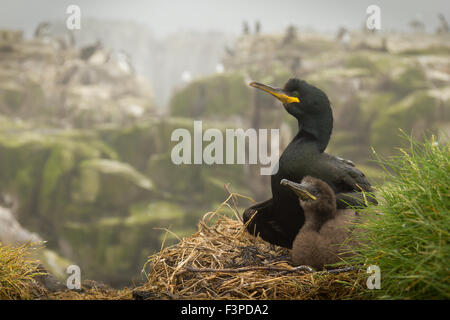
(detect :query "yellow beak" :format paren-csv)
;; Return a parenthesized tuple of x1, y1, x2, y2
(249, 81, 300, 104)
(280, 179, 317, 201)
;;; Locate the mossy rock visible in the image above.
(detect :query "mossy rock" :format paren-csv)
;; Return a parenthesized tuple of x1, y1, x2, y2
(344, 54, 380, 75)
(71, 159, 154, 213)
(146, 122, 253, 205)
(399, 46, 450, 56)
(97, 117, 204, 172)
(2, 86, 25, 111)
(0, 130, 129, 240)
(127, 201, 185, 225)
(98, 122, 160, 171)
(358, 92, 396, 126)
(0, 133, 54, 229)
(370, 90, 446, 155)
(147, 152, 206, 203)
(0, 115, 30, 131)
(61, 201, 189, 285)
(390, 64, 429, 97)
(0, 79, 46, 118)
(170, 72, 251, 118)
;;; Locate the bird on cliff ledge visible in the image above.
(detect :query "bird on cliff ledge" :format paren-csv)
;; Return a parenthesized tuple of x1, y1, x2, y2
(281, 176, 360, 270)
(243, 78, 376, 248)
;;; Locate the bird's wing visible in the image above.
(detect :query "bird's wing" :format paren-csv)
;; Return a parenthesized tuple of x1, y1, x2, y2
(243, 198, 294, 248)
(320, 153, 373, 193)
(334, 155, 355, 167)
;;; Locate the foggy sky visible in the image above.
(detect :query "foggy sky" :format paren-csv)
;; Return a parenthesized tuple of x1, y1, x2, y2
(1, 0, 448, 37)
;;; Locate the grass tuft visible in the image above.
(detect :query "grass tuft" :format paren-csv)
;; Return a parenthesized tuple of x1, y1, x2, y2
(0, 243, 46, 299)
(346, 132, 449, 299)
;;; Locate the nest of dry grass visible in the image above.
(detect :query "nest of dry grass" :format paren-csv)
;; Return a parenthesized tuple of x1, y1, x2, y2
(1, 193, 369, 300)
(134, 193, 368, 300)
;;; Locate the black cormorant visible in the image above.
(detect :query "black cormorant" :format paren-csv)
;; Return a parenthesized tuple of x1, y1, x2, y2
(281, 176, 359, 270)
(243, 78, 376, 248)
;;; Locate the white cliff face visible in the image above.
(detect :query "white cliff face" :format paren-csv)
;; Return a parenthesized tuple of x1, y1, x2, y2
(0, 206, 42, 245)
(0, 28, 156, 129)
(47, 19, 233, 110)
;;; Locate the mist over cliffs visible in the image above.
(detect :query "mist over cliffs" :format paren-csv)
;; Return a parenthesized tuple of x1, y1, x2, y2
(48, 19, 233, 110)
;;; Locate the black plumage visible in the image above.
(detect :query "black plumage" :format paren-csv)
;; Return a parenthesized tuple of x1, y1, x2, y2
(243, 78, 376, 248)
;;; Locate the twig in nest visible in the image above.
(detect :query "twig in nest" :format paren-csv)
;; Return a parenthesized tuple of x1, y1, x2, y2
(224, 184, 242, 222)
(325, 266, 357, 274)
(278, 265, 314, 275)
(178, 265, 313, 275)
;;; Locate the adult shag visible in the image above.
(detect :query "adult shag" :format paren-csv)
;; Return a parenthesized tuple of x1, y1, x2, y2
(243, 78, 376, 248)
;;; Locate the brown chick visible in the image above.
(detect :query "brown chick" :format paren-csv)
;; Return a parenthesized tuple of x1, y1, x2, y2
(280, 176, 360, 270)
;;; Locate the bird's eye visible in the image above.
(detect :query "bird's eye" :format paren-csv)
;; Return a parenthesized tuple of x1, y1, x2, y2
(292, 91, 300, 97)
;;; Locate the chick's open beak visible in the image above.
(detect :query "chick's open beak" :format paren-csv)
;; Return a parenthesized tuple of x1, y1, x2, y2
(280, 179, 317, 201)
(249, 81, 300, 104)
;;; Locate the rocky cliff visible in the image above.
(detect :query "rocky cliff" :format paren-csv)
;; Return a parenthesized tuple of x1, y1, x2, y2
(0, 27, 449, 288)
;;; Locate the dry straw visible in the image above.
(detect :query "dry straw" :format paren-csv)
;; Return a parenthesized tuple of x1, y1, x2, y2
(0, 243, 46, 300)
(2, 192, 367, 300)
(48, 282, 132, 300)
(134, 192, 366, 300)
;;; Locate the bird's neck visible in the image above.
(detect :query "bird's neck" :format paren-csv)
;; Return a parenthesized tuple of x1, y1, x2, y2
(302, 218, 323, 232)
(295, 119, 332, 153)
(302, 207, 335, 232)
